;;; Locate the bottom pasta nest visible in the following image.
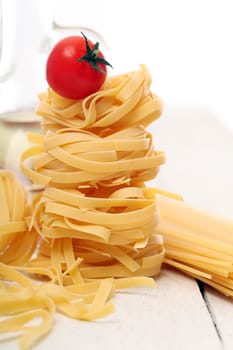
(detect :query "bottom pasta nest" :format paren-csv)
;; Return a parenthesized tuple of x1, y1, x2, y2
(0, 170, 164, 350)
(31, 185, 164, 279)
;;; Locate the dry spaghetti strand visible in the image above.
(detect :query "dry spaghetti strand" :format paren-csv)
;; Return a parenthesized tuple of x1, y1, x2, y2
(155, 193, 233, 296)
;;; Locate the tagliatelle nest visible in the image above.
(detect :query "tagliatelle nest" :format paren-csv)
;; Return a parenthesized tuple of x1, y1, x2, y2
(0, 67, 165, 350)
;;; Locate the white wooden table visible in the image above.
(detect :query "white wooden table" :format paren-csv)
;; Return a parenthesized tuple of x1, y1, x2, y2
(1, 104, 233, 350)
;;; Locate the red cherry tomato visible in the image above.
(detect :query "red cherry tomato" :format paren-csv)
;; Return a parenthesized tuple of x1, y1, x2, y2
(46, 33, 112, 99)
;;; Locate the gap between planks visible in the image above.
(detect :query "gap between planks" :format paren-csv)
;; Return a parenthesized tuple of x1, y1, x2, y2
(197, 280, 224, 348)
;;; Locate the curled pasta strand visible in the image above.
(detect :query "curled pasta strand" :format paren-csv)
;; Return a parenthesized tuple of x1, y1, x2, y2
(36, 65, 162, 131)
(21, 126, 165, 188)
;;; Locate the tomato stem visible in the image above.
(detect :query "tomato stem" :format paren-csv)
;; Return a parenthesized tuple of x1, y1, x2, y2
(77, 32, 112, 74)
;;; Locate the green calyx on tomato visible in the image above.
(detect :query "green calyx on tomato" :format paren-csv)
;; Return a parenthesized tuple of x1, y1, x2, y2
(78, 32, 112, 74)
(46, 33, 112, 100)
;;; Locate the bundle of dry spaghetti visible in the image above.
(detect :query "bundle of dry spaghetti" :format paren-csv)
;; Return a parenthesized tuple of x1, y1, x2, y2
(155, 193, 233, 296)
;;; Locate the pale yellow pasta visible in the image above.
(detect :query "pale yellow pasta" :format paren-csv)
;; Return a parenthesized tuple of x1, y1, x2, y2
(0, 170, 37, 265)
(156, 194, 233, 296)
(0, 172, 51, 349)
(0, 173, 164, 350)
(1, 66, 165, 350)
(21, 126, 165, 188)
(29, 186, 164, 284)
(36, 65, 162, 132)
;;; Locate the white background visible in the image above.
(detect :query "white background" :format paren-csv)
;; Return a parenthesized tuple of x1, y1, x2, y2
(0, 0, 233, 130)
(54, 0, 233, 130)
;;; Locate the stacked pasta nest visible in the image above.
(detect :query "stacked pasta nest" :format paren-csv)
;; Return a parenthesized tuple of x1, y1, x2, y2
(0, 66, 165, 349)
(28, 65, 166, 278)
(24, 65, 166, 281)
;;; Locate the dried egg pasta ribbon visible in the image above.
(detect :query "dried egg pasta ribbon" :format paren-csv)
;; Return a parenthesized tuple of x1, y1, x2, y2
(30, 186, 164, 284)
(36, 65, 162, 131)
(0, 172, 55, 349)
(26, 186, 164, 339)
(21, 126, 165, 187)
(0, 170, 37, 265)
(33, 186, 159, 242)
(0, 263, 55, 350)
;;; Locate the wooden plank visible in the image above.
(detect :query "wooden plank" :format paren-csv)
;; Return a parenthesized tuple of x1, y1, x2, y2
(150, 103, 233, 219)
(1, 269, 221, 350)
(151, 103, 233, 349)
(45, 269, 222, 350)
(203, 287, 233, 350)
